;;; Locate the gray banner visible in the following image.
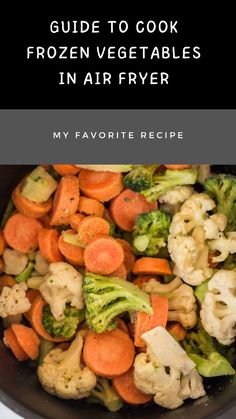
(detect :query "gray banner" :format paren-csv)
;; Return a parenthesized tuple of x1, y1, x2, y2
(0, 110, 235, 163)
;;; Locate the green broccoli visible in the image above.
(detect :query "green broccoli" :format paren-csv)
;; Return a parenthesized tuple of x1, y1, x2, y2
(141, 168, 198, 202)
(204, 174, 236, 231)
(87, 377, 123, 412)
(15, 260, 35, 283)
(83, 272, 152, 333)
(42, 305, 85, 338)
(194, 279, 209, 305)
(133, 210, 171, 256)
(124, 165, 159, 192)
(183, 328, 235, 377)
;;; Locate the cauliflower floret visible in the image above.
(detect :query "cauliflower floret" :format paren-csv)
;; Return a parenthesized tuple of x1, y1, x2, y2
(179, 368, 206, 400)
(203, 213, 227, 240)
(168, 193, 221, 285)
(200, 270, 236, 345)
(209, 232, 236, 263)
(0, 283, 31, 318)
(35, 251, 49, 275)
(37, 331, 96, 399)
(159, 186, 194, 216)
(134, 327, 205, 410)
(3, 249, 28, 275)
(40, 262, 84, 320)
(143, 277, 197, 328)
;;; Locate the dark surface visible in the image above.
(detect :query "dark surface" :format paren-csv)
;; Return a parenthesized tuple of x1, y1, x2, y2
(1, 165, 236, 419)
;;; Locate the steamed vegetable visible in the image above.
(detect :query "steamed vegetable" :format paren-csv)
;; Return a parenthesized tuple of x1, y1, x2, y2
(83, 272, 152, 333)
(124, 165, 159, 192)
(204, 173, 236, 231)
(88, 377, 123, 412)
(183, 328, 235, 377)
(141, 168, 198, 202)
(133, 210, 170, 256)
(42, 305, 85, 338)
(21, 166, 57, 203)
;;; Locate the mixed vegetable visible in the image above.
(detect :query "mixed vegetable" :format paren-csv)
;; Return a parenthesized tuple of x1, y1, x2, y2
(0, 164, 236, 412)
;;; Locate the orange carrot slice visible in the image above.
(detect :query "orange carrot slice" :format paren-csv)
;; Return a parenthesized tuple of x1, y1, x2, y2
(52, 165, 80, 176)
(11, 324, 40, 360)
(113, 367, 153, 405)
(134, 294, 168, 347)
(84, 236, 124, 275)
(167, 322, 187, 341)
(69, 213, 86, 231)
(79, 169, 123, 202)
(78, 196, 105, 217)
(132, 257, 172, 275)
(38, 228, 64, 263)
(58, 230, 84, 266)
(133, 275, 160, 289)
(83, 329, 135, 377)
(78, 216, 110, 245)
(109, 263, 127, 280)
(4, 213, 42, 253)
(164, 165, 192, 170)
(110, 189, 157, 232)
(3, 328, 29, 361)
(0, 230, 6, 255)
(50, 175, 79, 226)
(12, 180, 52, 219)
(0, 275, 16, 293)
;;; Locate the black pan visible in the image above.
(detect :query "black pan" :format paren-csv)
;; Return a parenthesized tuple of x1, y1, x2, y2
(0, 165, 236, 419)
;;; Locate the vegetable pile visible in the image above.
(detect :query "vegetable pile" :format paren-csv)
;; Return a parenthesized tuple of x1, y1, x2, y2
(0, 164, 236, 412)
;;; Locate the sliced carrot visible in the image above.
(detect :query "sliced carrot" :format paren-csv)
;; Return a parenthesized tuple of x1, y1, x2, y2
(84, 236, 124, 275)
(38, 228, 64, 263)
(69, 213, 86, 231)
(133, 257, 172, 275)
(110, 189, 157, 232)
(0, 230, 6, 255)
(50, 175, 79, 226)
(79, 169, 123, 202)
(109, 263, 127, 280)
(24, 289, 41, 322)
(116, 239, 136, 274)
(167, 322, 187, 341)
(83, 329, 135, 377)
(29, 296, 68, 342)
(164, 165, 192, 170)
(78, 196, 105, 218)
(12, 180, 52, 219)
(0, 257, 4, 273)
(112, 367, 153, 405)
(11, 324, 40, 360)
(3, 328, 29, 361)
(115, 318, 129, 335)
(134, 294, 168, 347)
(3, 213, 42, 253)
(133, 275, 160, 289)
(0, 275, 16, 293)
(78, 216, 110, 245)
(52, 164, 80, 176)
(58, 230, 84, 266)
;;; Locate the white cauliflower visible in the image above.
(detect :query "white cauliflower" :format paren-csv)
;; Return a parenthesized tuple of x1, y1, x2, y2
(143, 277, 197, 328)
(40, 262, 84, 320)
(3, 249, 28, 275)
(159, 186, 194, 215)
(168, 193, 227, 285)
(134, 327, 205, 410)
(200, 270, 236, 345)
(0, 283, 31, 318)
(209, 232, 236, 263)
(35, 251, 49, 275)
(37, 331, 96, 399)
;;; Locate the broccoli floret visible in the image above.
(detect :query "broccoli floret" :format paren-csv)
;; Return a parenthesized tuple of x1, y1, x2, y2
(141, 168, 198, 202)
(183, 328, 235, 377)
(83, 272, 152, 333)
(194, 279, 209, 305)
(133, 210, 171, 256)
(87, 377, 123, 412)
(204, 174, 236, 231)
(124, 165, 159, 192)
(42, 305, 85, 338)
